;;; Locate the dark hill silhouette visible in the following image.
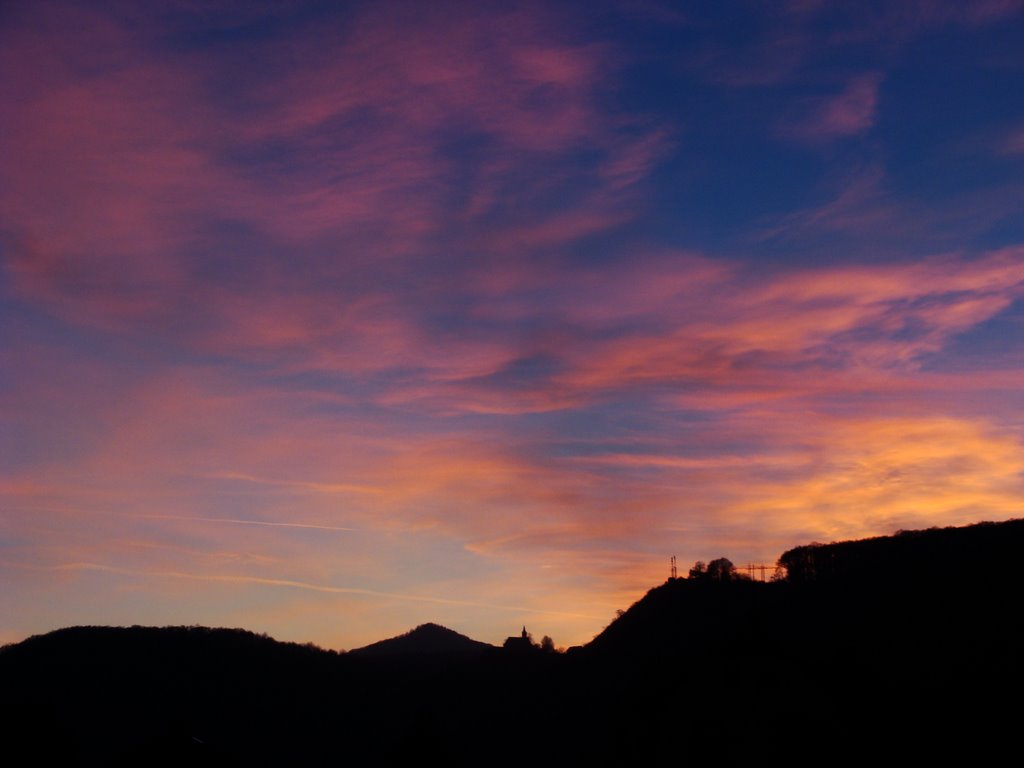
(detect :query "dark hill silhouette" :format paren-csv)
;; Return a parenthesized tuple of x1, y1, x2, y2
(778, 517, 1024, 586)
(3, 518, 1023, 765)
(572, 519, 1024, 763)
(587, 518, 1024, 656)
(2, 624, 335, 665)
(583, 576, 782, 659)
(350, 622, 494, 657)
(0, 625, 345, 766)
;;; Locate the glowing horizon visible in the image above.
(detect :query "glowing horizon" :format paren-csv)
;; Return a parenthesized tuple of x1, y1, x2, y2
(2, 1, 1023, 650)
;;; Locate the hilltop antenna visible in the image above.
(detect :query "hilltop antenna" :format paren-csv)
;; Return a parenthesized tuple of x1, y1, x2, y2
(670, 555, 678, 580)
(743, 563, 771, 581)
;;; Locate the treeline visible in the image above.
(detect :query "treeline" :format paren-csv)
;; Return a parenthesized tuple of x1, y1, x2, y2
(777, 518, 1024, 586)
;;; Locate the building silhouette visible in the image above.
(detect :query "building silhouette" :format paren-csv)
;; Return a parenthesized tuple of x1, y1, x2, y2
(502, 626, 535, 653)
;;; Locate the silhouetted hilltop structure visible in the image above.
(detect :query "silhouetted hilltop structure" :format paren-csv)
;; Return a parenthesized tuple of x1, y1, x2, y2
(502, 626, 536, 653)
(350, 622, 493, 657)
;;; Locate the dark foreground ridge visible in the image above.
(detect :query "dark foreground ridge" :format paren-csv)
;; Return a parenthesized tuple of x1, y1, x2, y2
(3, 518, 1023, 766)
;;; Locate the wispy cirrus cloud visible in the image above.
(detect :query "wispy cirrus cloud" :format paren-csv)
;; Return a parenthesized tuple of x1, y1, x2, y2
(1001, 126, 1024, 155)
(782, 72, 884, 141)
(0, 1, 661, 334)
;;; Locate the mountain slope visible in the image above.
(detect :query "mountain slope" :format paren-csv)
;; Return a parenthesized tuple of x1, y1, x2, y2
(350, 622, 494, 657)
(585, 517, 1024, 666)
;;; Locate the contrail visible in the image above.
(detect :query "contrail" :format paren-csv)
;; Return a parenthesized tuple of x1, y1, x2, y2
(0, 507, 356, 533)
(203, 472, 382, 495)
(136, 514, 356, 532)
(47, 562, 608, 621)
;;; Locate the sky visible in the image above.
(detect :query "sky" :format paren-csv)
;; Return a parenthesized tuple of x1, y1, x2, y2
(2, 0, 1023, 650)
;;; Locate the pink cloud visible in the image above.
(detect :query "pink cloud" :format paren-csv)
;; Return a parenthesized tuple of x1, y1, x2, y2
(905, 0, 1024, 27)
(788, 72, 883, 140)
(155, 246, 1021, 427)
(1002, 127, 1024, 155)
(1, 1, 663, 342)
(14, 238, 1014, 427)
(247, 6, 608, 151)
(190, 247, 1021, 415)
(534, 248, 1024, 396)
(814, 1, 1023, 48)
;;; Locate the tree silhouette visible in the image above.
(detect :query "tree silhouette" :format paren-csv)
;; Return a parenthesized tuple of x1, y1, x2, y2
(706, 557, 737, 581)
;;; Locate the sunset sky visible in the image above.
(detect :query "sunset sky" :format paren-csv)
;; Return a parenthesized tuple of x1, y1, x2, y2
(2, 0, 1023, 650)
